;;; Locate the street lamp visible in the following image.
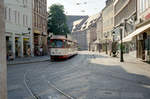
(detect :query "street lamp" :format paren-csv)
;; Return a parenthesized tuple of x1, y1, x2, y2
(104, 33, 108, 54)
(22, 27, 31, 35)
(112, 31, 115, 42)
(99, 39, 101, 53)
(28, 27, 31, 33)
(113, 22, 124, 62)
(120, 28, 124, 62)
(112, 31, 116, 57)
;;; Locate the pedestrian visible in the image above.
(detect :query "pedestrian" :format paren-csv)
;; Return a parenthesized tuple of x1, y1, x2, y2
(27, 47, 31, 56)
(8, 51, 14, 60)
(40, 47, 43, 56)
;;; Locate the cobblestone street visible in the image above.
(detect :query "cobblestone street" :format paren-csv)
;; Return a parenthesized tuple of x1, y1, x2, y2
(7, 51, 150, 99)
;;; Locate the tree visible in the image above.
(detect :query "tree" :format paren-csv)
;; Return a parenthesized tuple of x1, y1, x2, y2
(47, 4, 70, 35)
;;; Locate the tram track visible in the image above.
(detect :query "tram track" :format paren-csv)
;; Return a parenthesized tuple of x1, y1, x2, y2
(48, 81, 75, 99)
(23, 54, 86, 99)
(24, 72, 41, 99)
(24, 71, 75, 99)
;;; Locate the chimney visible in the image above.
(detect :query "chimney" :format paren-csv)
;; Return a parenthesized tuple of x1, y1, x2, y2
(106, 0, 113, 6)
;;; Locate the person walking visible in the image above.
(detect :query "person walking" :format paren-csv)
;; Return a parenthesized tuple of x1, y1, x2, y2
(27, 47, 31, 56)
(40, 47, 43, 56)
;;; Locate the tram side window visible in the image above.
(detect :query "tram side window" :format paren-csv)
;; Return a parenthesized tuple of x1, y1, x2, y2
(64, 40, 68, 48)
(66, 41, 71, 48)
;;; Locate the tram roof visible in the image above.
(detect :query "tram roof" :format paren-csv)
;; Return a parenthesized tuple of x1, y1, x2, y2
(50, 35, 77, 43)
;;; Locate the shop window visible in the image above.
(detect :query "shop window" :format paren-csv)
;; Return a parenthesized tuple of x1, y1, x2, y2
(9, 8, 11, 21)
(14, 10, 17, 24)
(23, 15, 25, 26)
(26, 15, 28, 26)
(18, 12, 20, 24)
(145, 36, 150, 50)
(5, 7, 7, 20)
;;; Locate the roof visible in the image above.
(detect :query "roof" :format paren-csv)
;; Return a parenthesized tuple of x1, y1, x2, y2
(80, 13, 101, 31)
(66, 15, 88, 31)
(72, 16, 89, 32)
(72, 18, 84, 31)
(73, 19, 83, 26)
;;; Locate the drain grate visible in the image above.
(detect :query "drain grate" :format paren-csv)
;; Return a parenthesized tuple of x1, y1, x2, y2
(48, 96, 59, 99)
(104, 91, 112, 95)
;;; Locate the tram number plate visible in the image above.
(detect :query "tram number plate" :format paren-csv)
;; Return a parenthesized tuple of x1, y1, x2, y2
(55, 49, 58, 52)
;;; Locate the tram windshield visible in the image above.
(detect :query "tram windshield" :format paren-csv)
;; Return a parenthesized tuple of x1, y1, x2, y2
(50, 39, 64, 48)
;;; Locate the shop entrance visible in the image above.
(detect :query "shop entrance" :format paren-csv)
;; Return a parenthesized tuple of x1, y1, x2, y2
(15, 37, 21, 57)
(6, 36, 12, 60)
(137, 33, 147, 60)
(23, 38, 30, 57)
(145, 35, 150, 62)
(34, 34, 40, 56)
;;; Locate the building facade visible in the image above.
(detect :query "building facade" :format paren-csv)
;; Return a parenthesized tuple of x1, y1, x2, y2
(72, 18, 88, 50)
(102, 0, 114, 54)
(5, 0, 33, 59)
(72, 30, 88, 50)
(81, 14, 100, 51)
(114, 0, 137, 57)
(95, 13, 103, 52)
(136, 0, 150, 62)
(71, 14, 100, 51)
(86, 25, 97, 51)
(32, 0, 47, 56)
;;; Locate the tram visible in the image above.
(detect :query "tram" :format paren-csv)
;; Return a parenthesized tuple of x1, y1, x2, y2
(48, 35, 78, 61)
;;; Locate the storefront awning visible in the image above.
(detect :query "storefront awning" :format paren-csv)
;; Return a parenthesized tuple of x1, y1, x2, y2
(123, 23, 150, 42)
(34, 30, 41, 34)
(93, 39, 100, 44)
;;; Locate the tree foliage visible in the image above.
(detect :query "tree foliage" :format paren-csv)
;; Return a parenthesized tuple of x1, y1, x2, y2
(47, 4, 70, 35)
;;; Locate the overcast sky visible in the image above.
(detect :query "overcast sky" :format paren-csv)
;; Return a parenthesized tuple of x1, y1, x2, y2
(47, 0, 106, 16)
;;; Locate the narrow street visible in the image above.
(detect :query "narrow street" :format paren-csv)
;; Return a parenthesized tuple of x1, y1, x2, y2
(8, 51, 150, 99)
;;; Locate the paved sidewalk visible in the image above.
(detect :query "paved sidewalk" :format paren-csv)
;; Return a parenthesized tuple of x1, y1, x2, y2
(96, 52, 150, 77)
(7, 56, 50, 65)
(99, 52, 148, 64)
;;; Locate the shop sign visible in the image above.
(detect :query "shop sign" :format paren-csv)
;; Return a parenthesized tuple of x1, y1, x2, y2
(23, 38, 29, 41)
(42, 32, 47, 36)
(145, 13, 150, 20)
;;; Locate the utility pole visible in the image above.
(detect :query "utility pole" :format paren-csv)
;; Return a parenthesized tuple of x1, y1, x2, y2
(0, 0, 7, 98)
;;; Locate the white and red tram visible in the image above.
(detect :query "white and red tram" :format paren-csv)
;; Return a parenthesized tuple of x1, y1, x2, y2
(48, 35, 78, 60)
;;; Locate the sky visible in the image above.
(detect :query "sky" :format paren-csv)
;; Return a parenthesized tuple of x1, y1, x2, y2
(47, 0, 106, 16)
